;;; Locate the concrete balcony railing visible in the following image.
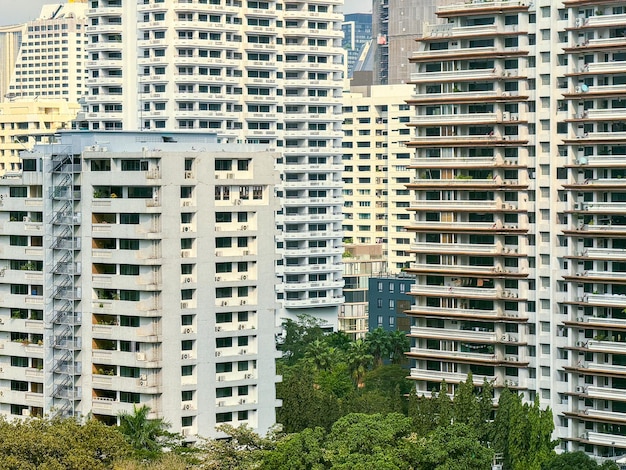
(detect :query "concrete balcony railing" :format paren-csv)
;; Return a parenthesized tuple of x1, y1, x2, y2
(410, 241, 499, 255)
(409, 369, 495, 385)
(586, 385, 626, 401)
(411, 68, 498, 83)
(582, 293, 626, 307)
(409, 347, 499, 363)
(411, 113, 498, 125)
(437, 0, 530, 14)
(411, 326, 497, 343)
(586, 339, 626, 354)
(410, 284, 513, 299)
(409, 200, 499, 210)
(584, 12, 626, 28)
(585, 61, 626, 74)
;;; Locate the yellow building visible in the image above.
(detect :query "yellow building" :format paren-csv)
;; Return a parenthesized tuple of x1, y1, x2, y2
(0, 101, 80, 172)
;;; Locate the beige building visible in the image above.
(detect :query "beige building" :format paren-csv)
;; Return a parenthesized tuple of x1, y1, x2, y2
(341, 244, 387, 339)
(0, 100, 80, 172)
(342, 83, 414, 273)
(0, 24, 23, 102)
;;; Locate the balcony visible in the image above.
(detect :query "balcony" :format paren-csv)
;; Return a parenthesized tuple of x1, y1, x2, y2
(408, 347, 499, 364)
(410, 284, 513, 299)
(586, 339, 626, 354)
(410, 113, 498, 126)
(586, 385, 626, 401)
(578, 201, 626, 213)
(581, 293, 626, 308)
(410, 241, 500, 255)
(408, 262, 527, 277)
(407, 304, 515, 320)
(409, 369, 494, 385)
(411, 326, 497, 343)
(407, 221, 525, 233)
(409, 200, 500, 211)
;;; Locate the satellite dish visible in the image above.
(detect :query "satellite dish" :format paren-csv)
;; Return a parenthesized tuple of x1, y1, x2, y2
(581, 84, 589, 92)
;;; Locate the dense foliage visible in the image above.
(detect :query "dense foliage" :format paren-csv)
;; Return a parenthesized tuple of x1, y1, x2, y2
(0, 316, 612, 469)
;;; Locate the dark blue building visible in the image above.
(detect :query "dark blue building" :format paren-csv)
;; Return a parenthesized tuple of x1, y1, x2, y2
(342, 13, 372, 78)
(368, 275, 415, 333)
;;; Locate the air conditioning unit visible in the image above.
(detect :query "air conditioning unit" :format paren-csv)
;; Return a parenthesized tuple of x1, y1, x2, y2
(239, 324, 245, 330)
(244, 373, 253, 379)
(241, 225, 248, 230)
(221, 300, 228, 306)
(184, 327, 193, 334)
(227, 173, 234, 179)
(185, 277, 192, 283)
(240, 300, 247, 305)
(181, 353, 189, 360)
(243, 250, 250, 256)
(136, 353, 146, 361)
(240, 275, 248, 280)
(576, 341, 586, 347)
(239, 349, 247, 355)
(215, 251, 222, 256)
(218, 401, 225, 407)
(183, 404, 191, 410)
(233, 199, 241, 205)
(140, 374, 147, 381)
(506, 356, 518, 362)
(575, 386, 585, 393)
(23, 216, 30, 222)
(217, 375, 225, 381)
(183, 201, 191, 206)
(501, 335, 509, 342)
(239, 398, 246, 404)
(184, 171, 193, 179)
(181, 302, 188, 309)
(215, 276, 222, 282)
(215, 351, 222, 357)
(215, 326, 222, 332)
(0, 318, 3, 324)
(181, 428, 190, 437)
(22, 409, 30, 417)
(139, 380, 146, 387)
(182, 226, 190, 232)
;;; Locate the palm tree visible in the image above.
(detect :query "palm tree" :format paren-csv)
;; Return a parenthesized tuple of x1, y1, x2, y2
(365, 327, 391, 366)
(388, 330, 410, 364)
(304, 339, 335, 371)
(118, 405, 171, 458)
(347, 339, 374, 388)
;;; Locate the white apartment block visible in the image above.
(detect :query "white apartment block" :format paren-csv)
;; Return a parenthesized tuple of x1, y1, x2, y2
(83, 0, 345, 326)
(7, 2, 88, 103)
(342, 83, 414, 273)
(405, 0, 626, 458)
(0, 131, 280, 438)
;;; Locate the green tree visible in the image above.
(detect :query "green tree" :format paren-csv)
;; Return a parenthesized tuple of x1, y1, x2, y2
(278, 314, 326, 365)
(542, 451, 617, 470)
(276, 364, 341, 432)
(408, 390, 439, 436)
(346, 339, 374, 387)
(362, 363, 412, 397)
(261, 427, 327, 470)
(453, 372, 479, 428)
(476, 378, 494, 443)
(365, 327, 391, 366)
(199, 424, 274, 470)
(118, 405, 172, 459)
(436, 381, 453, 428)
(304, 339, 336, 371)
(493, 389, 556, 470)
(323, 331, 353, 352)
(0, 416, 131, 470)
(324, 413, 413, 470)
(406, 422, 494, 470)
(388, 329, 410, 364)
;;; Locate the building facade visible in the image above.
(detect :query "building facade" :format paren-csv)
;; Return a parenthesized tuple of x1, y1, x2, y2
(0, 131, 280, 438)
(0, 24, 23, 102)
(341, 244, 386, 339)
(371, 0, 442, 85)
(0, 100, 80, 171)
(7, 2, 88, 102)
(83, 0, 345, 326)
(368, 274, 415, 333)
(405, 0, 626, 459)
(342, 13, 372, 78)
(342, 83, 414, 272)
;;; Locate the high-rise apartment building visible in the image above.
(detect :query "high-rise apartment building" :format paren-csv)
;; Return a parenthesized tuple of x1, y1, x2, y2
(371, 0, 442, 85)
(83, 0, 345, 327)
(342, 13, 372, 78)
(342, 83, 414, 272)
(0, 131, 280, 438)
(0, 24, 23, 102)
(0, 3, 88, 173)
(406, 0, 626, 458)
(7, 2, 88, 102)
